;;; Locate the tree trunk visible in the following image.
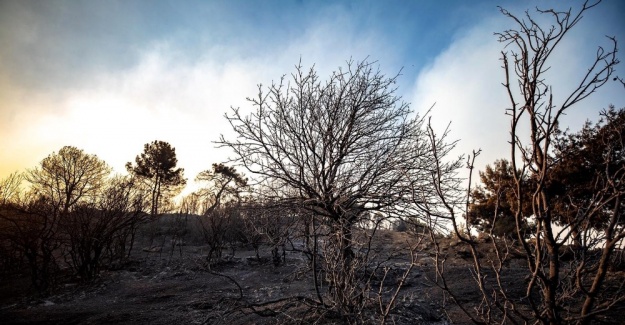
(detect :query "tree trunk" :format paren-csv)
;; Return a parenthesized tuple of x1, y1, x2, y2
(151, 175, 161, 216)
(571, 227, 582, 249)
(340, 219, 355, 268)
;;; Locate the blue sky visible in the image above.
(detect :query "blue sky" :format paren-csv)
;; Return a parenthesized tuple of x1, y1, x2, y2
(1, 0, 624, 190)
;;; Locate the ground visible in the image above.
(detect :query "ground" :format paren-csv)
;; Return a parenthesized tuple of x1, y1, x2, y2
(1, 230, 624, 324)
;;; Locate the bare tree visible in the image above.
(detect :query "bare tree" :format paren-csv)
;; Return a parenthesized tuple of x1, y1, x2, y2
(27, 146, 111, 216)
(0, 191, 63, 293)
(0, 149, 150, 290)
(1, 146, 111, 292)
(62, 175, 147, 280)
(0, 173, 27, 277)
(0, 172, 23, 206)
(500, 1, 620, 323)
(240, 197, 297, 265)
(218, 59, 446, 319)
(422, 2, 622, 324)
(187, 164, 247, 266)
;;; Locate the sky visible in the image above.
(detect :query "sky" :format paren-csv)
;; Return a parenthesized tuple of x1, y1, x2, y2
(1, 0, 624, 194)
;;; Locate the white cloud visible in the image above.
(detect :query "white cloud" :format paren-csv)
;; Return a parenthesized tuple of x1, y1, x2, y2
(41, 45, 264, 182)
(1, 11, 398, 196)
(411, 16, 510, 167)
(410, 10, 625, 177)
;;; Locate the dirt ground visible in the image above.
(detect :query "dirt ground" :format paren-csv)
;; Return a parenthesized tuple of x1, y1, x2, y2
(1, 230, 624, 324)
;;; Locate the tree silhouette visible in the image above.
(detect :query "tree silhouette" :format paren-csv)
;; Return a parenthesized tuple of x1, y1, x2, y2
(64, 175, 146, 280)
(27, 146, 111, 215)
(126, 140, 186, 215)
(548, 106, 625, 247)
(189, 164, 248, 265)
(195, 163, 247, 215)
(472, 108, 625, 245)
(468, 159, 533, 238)
(6, 146, 111, 292)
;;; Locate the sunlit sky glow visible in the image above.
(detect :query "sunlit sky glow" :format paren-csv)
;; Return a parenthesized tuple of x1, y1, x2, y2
(1, 0, 624, 192)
